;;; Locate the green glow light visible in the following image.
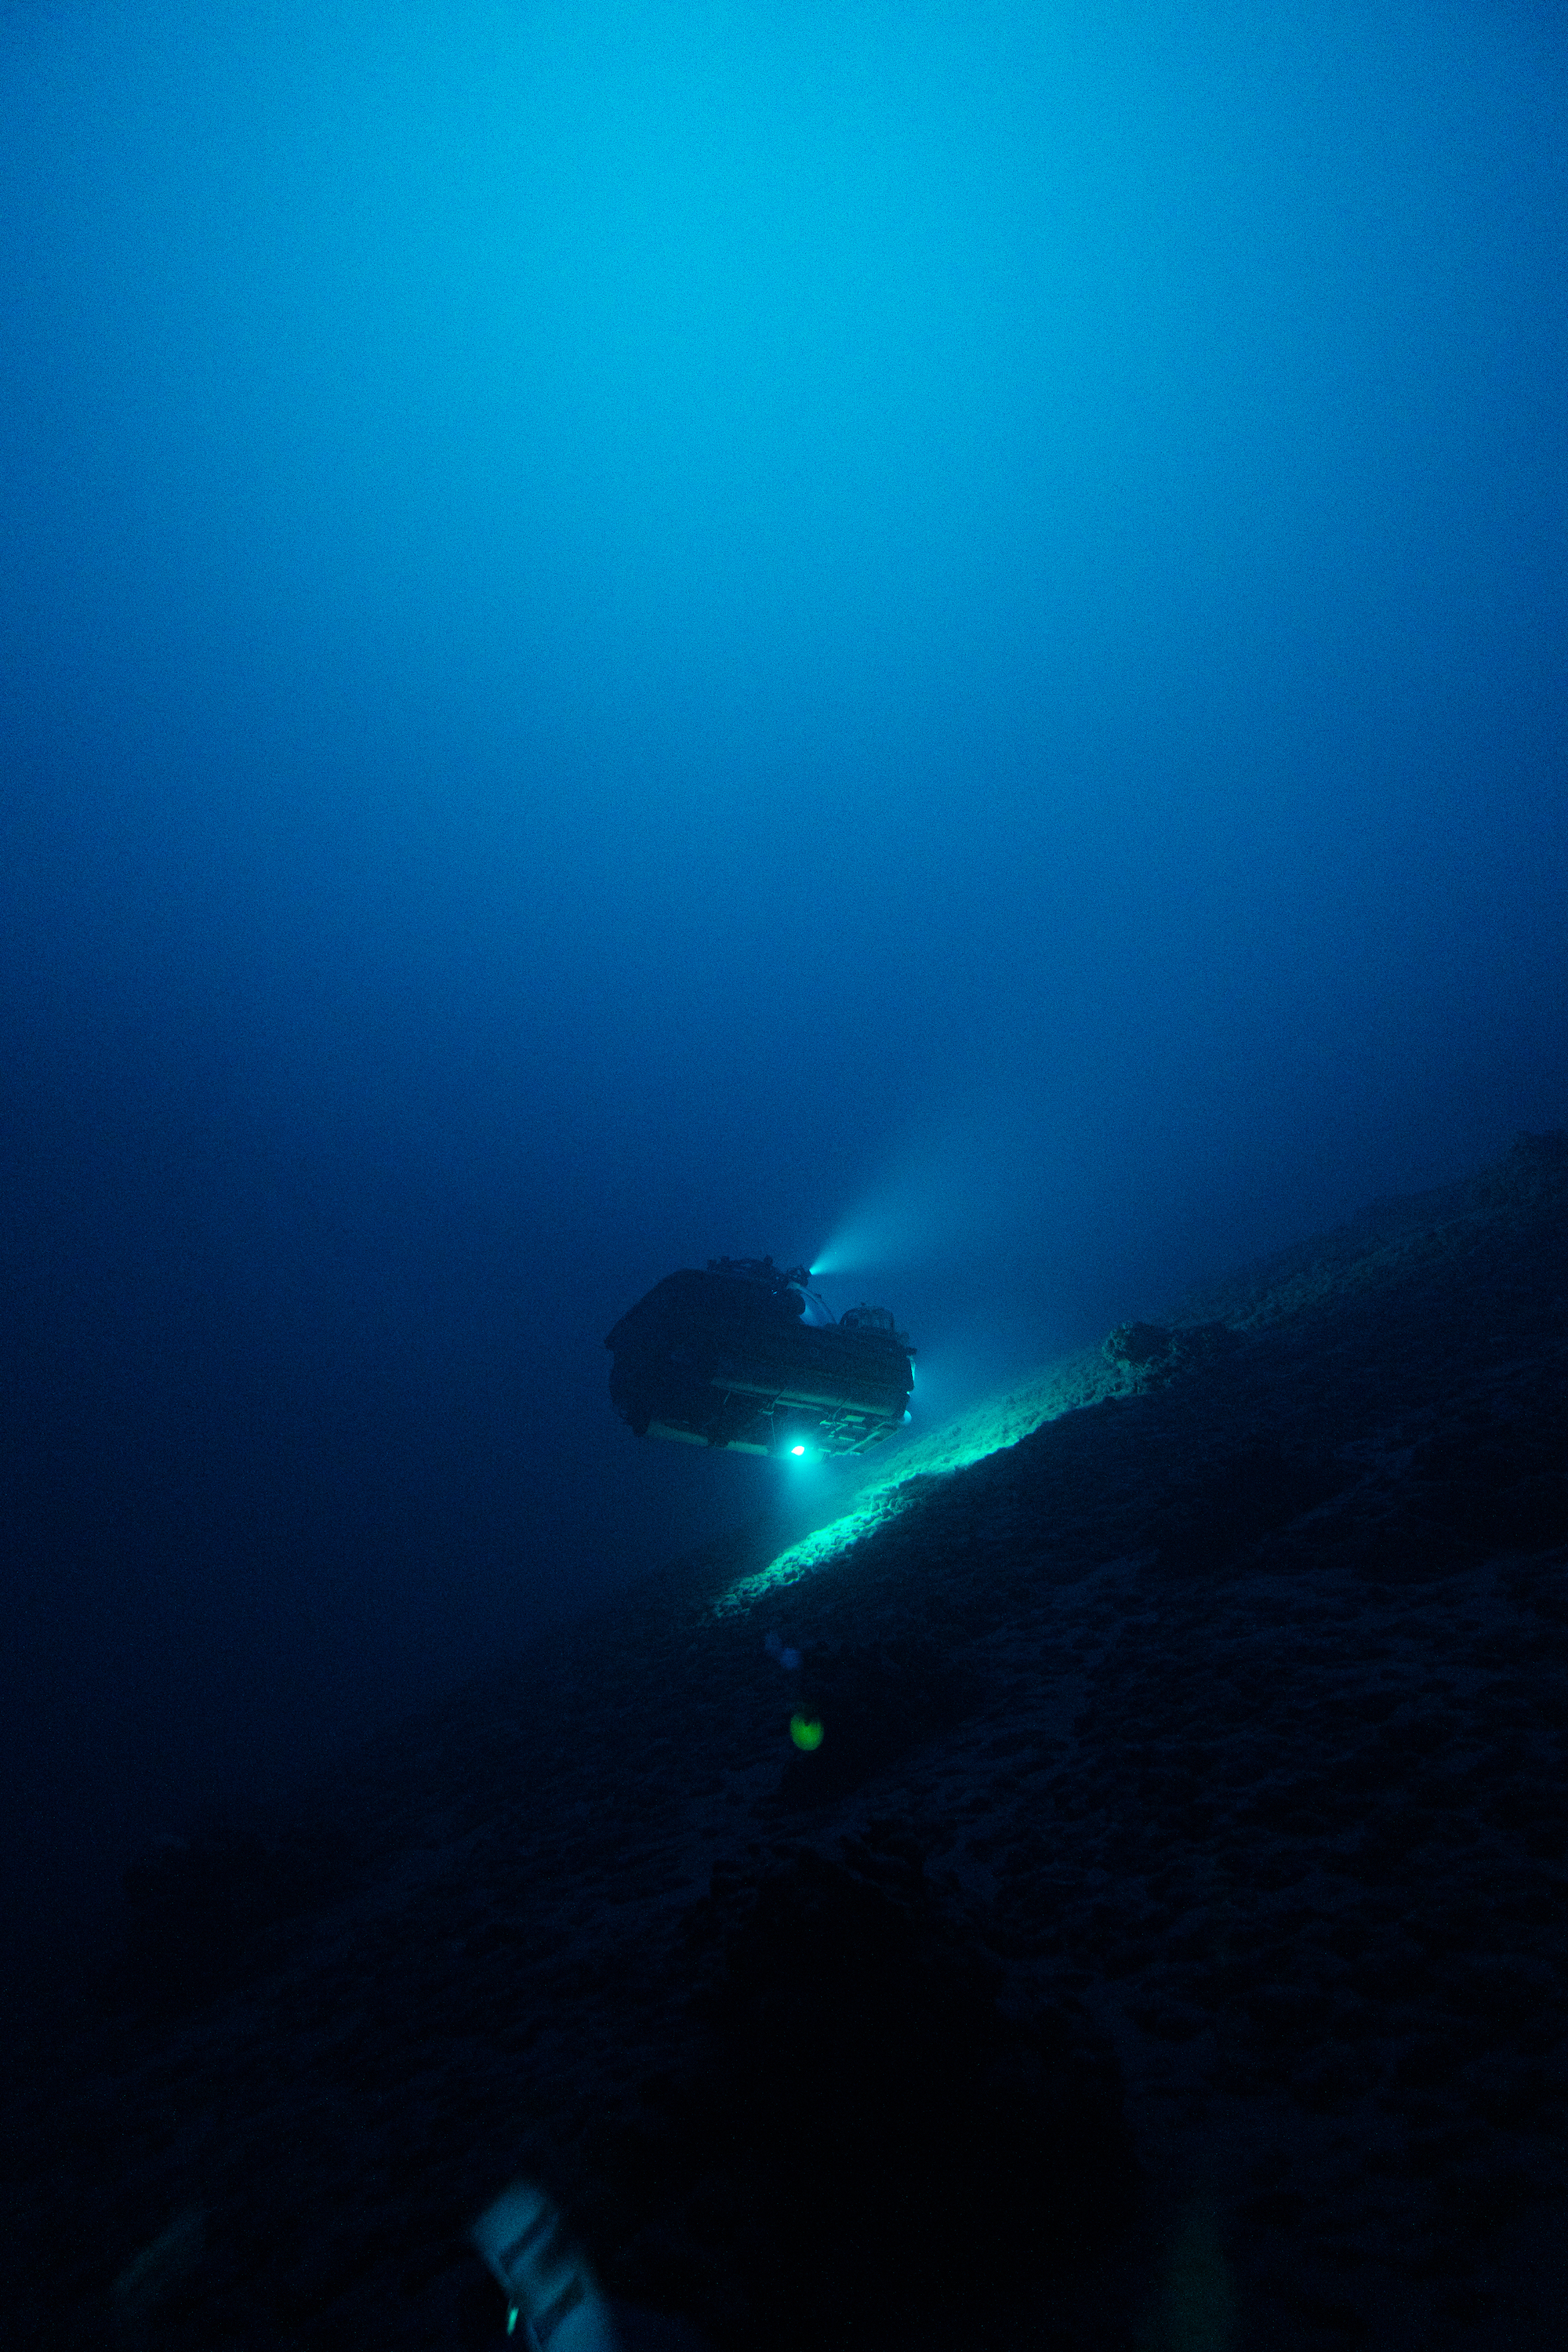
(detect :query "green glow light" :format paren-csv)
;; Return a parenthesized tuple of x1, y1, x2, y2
(790, 1714, 824, 1750)
(714, 1342, 1140, 1618)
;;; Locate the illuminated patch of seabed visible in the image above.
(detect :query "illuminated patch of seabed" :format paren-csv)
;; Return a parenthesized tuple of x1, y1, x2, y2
(712, 1342, 1132, 1617)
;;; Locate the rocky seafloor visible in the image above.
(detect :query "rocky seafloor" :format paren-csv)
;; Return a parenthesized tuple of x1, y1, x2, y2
(3, 1135, 1566, 2350)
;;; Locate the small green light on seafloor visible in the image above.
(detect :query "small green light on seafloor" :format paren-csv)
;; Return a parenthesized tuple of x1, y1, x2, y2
(790, 1714, 824, 1750)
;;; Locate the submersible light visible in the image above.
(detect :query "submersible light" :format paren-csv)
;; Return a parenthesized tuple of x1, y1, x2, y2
(789, 1444, 807, 1457)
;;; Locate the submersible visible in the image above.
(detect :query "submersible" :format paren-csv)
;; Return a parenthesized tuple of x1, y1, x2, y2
(605, 1255, 915, 1458)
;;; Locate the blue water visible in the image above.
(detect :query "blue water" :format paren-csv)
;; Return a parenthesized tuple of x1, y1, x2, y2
(2, 0, 1565, 1959)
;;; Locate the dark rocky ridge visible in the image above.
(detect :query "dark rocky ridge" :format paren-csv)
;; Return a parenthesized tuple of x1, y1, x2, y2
(2, 1134, 1565, 2348)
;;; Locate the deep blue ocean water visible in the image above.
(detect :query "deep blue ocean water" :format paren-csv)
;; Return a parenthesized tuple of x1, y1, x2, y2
(3, 0, 1565, 1962)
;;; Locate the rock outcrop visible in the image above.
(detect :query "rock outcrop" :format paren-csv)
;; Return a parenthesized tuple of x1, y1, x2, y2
(2, 1133, 1564, 2351)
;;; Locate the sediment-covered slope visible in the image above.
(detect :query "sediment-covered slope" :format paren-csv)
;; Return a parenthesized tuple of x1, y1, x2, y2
(2, 1135, 1565, 2350)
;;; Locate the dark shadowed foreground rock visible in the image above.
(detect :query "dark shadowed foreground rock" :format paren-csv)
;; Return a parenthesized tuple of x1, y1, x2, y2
(118, 1823, 358, 2016)
(1, 1131, 1564, 2350)
(589, 1832, 1139, 2350)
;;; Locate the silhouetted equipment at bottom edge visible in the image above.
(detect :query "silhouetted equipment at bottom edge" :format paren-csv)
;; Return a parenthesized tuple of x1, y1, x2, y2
(605, 1255, 916, 1458)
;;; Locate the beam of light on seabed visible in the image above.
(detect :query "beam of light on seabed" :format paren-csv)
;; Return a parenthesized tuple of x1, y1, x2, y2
(712, 1341, 1138, 1617)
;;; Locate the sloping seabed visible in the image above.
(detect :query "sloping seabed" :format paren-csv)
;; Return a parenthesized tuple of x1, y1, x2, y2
(2, 1135, 1565, 2349)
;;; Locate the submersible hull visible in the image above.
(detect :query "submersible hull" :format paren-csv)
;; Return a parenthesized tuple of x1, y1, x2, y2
(605, 1259, 915, 1457)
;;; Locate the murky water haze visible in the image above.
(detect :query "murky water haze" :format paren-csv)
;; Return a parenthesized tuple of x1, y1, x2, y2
(3, 0, 1565, 1957)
